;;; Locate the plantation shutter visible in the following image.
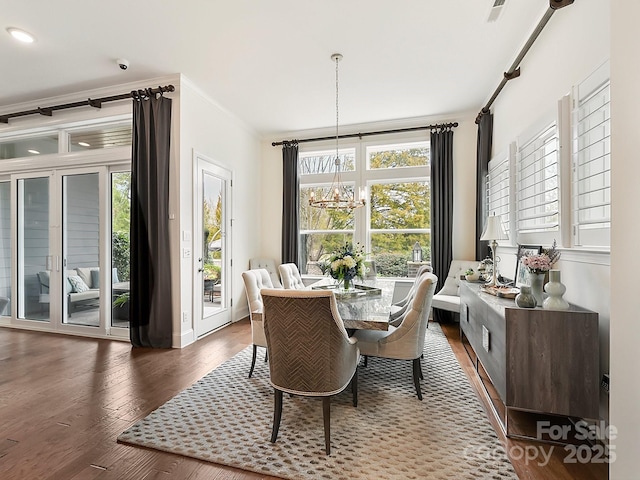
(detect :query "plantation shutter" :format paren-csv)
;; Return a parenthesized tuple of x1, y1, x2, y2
(516, 123, 559, 236)
(486, 153, 510, 239)
(572, 63, 610, 248)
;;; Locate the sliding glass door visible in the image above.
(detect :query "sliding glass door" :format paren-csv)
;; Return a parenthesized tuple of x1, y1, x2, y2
(0, 181, 9, 317)
(10, 167, 129, 338)
(16, 174, 51, 322)
(62, 172, 101, 328)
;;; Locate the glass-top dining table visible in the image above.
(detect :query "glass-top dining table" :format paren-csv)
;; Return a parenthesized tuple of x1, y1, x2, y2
(309, 278, 395, 331)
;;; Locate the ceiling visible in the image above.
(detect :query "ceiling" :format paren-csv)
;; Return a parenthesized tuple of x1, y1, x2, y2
(1, 0, 548, 136)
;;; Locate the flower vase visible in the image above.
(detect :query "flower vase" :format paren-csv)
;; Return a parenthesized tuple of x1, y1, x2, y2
(528, 272, 546, 307)
(543, 269, 569, 310)
(343, 277, 351, 291)
(515, 286, 536, 308)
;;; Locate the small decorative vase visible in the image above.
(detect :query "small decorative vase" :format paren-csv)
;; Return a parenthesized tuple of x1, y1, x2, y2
(528, 272, 546, 307)
(343, 277, 351, 291)
(543, 269, 569, 310)
(515, 286, 536, 308)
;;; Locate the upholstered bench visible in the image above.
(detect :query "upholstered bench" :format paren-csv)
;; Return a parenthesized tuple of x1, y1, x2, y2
(431, 260, 479, 317)
(38, 267, 121, 314)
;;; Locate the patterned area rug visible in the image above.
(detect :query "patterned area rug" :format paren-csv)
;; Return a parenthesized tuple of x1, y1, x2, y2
(118, 323, 517, 479)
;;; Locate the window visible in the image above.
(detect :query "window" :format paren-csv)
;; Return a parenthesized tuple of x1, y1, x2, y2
(487, 63, 611, 253)
(68, 124, 133, 151)
(516, 122, 559, 242)
(0, 133, 58, 159)
(299, 138, 430, 278)
(486, 147, 512, 241)
(572, 62, 610, 248)
(0, 120, 132, 160)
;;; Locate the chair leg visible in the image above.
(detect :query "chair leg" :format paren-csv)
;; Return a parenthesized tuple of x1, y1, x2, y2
(419, 358, 424, 380)
(363, 355, 368, 368)
(264, 349, 268, 362)
(351, 366, 358, 407)
(322, 396, 331, 455)
(412, 358, 423, 400)
(271, 389, 283, 443)
(248, 344, 258, 378)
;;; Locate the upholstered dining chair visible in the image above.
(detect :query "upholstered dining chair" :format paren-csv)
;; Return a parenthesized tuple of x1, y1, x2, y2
(278, 263, 306, 289)
(261, 288, 360, 455)
(364, 260, 377, 279)
(241, 269, 274, 378)
(389, 264, 432, 324)
(353, 271, 437, 400)
(249, 258, 283, 288)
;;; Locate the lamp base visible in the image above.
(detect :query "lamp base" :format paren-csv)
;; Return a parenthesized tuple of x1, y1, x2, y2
(484, 240, 505, 288)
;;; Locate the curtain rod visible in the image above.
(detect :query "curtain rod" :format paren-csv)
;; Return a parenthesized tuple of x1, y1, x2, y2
(476, 0, 574, 123)
(0, 84, 175, 124)
(271, 122, 458, 147)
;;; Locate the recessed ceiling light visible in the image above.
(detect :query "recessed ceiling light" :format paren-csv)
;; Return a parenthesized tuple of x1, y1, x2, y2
(6, 27, 36, 43)
(78, 142, 90, 147)
(27, 149, 40, 154)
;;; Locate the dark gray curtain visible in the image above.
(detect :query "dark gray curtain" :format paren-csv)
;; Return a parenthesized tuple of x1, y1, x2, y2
(129, 93, 173, 348)
(475, 111, 493, 261)
(281, 143, 299, 265)
(430, 127, 454, 323)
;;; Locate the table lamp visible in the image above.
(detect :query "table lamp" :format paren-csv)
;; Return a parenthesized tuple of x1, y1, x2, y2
(480, 214, 508, 287)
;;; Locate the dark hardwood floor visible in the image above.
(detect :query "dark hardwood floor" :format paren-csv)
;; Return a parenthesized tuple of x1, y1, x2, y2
(0, 320, 608, 479)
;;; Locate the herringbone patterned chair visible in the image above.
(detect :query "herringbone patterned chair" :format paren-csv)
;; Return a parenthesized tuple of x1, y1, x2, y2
(261, 288, 359, 455)
(241, 269, 274, 377)
(354, 271, 437, 400)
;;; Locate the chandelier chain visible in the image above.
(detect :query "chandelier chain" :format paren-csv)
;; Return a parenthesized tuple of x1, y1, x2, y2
(308, 53, 365, 211)
(335, 54, 339, 158)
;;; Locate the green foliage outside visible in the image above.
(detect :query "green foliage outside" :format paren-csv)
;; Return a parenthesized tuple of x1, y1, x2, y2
(203, 193, 222, 263)
(112, 172, 131, 282)
(112, 231, 130, 282)
(373, 253, 412, 277)
(203, 263, 221, 281)
(300, 146, 431, 277)
(112, 172, 131, 233)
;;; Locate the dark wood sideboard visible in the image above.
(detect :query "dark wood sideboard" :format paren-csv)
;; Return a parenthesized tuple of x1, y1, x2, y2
(459, 280, 599, 440)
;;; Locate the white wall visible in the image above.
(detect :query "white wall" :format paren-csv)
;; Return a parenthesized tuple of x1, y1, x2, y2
(176, 76, 262, 347)
(610, 1, 640, 478)
(260, 111, 479, 274)
(490, 0, 612, 424)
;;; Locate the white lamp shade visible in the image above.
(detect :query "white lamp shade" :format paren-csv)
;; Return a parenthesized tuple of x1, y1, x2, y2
(480, 215, 508, 241)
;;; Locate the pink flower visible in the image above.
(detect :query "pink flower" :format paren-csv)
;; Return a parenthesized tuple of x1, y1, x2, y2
(521, 254, 553, 274)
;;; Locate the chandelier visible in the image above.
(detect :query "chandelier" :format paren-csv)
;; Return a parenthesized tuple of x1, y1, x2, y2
(309, 53, 365, 210)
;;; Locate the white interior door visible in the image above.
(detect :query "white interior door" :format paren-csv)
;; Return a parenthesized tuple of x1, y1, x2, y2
(194, 155, 232, 337)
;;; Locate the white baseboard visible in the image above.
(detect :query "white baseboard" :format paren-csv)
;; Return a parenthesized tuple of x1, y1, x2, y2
(174, 328, 195, 348)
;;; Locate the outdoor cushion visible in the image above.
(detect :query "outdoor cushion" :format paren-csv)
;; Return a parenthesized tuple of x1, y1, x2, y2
(68, 275, 90, 293)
